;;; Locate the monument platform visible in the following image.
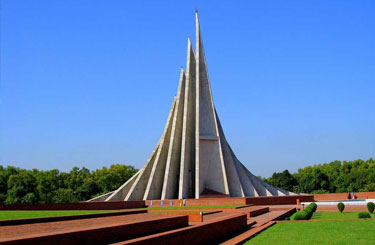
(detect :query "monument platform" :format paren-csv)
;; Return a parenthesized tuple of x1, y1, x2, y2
(0, 213, 188, 244)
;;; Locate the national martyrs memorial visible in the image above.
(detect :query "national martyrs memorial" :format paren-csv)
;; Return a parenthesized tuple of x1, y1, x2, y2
(89, 11, 295, 202)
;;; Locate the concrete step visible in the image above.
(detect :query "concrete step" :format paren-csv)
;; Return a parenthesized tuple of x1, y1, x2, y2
(220, 221, 276, 245)
(248, 208, 296, 227)
(110, 213, 248, 245)
(235, 206, 270, 218)
(0, 213, 188, 245)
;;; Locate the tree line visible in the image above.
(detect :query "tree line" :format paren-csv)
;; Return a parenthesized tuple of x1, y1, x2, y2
(0, 164, 137, 204)
(1, 158, 374, 204)
(264, 158, 375, 194)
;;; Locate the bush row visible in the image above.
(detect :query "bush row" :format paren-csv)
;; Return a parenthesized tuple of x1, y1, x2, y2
(358, 211, 371, 219)
(293, 202, 317, 220)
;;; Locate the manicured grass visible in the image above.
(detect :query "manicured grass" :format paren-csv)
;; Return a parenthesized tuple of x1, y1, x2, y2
(312, 212, 374, 220)
(147, 205, 243, 210)
(0, 210, 117, 220)
(244, 220, 375, 245)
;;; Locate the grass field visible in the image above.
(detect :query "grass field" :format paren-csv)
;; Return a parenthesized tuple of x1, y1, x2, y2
(312, 211, 374, 220)
(0, 210, 116, 220)
(245, 220, 375, 245)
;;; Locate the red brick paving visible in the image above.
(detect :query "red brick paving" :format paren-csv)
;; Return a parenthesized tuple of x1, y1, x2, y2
(0, 209, 147, 226)
(111, 213, 248, 245)
(220, 221, 276, 245)
(0, 203, 300, 244)
(248, 208, 295, 226)
(0, 213, 188, 244)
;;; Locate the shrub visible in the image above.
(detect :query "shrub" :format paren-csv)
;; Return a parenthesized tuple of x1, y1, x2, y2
(367, 202, 375, 214)
(293, 202, 317, 220)
(310, 202, 317, 212)
(337, 202, 345, 213)
(358, 212, 371, 219)
(293, 211, 307, 220)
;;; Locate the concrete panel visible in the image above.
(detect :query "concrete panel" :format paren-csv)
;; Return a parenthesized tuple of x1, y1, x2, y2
(87, 191, 115, 202)
(195, 12, 229, 197)
(125, 144, 160, 201)
(144, 99, 176, 200)
(179, 39, 196, 199)
(105, 170, 141, 201)
(228, 147, 259, 197)
(216, 115, 244, 197)
(262, 181, 286, 196)
(161, 70, 186, 199)
(240, 163, 271, 196)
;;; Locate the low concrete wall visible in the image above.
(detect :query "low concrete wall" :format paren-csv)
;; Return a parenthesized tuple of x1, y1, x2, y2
(314, 192, 375, 201)
(0, 201, 145, 210)
(150, 211, 204, 222)
(116, 213, 248, 245)
(145, 198, 246, 207)
(246, 195, 314, 205)
(248, 207, 270, 217)
(146, 196, 314, 207)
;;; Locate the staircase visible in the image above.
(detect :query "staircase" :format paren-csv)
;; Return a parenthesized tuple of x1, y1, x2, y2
(220, 206, 296, 244)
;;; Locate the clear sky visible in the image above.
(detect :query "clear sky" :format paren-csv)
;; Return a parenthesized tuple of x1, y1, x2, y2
(1, 0, 374, 177)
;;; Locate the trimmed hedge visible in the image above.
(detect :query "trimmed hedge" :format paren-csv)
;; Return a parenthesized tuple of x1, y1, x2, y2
(367, 202, 375, 214)
(358, 212, 371, 219)
(337, 202, 345, 213)
(293, 202, 317, 220)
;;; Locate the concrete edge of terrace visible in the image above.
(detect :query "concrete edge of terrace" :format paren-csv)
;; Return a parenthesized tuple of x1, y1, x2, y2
(88, 12, 295, 202)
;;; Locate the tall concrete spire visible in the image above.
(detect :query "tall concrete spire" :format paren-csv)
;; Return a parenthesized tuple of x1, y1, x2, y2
(195, 11, 229, 199)
(88, 13, 294, 202)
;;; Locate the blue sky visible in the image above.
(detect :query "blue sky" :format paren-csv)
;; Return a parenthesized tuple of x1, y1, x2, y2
(1, 0, 374, 177)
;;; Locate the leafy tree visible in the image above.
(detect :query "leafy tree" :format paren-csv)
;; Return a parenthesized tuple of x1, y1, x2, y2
(52, 188, 79, 203)
(6, 170, 38, 204)
(267, 158, 375, 194)
(265, 170, 297, 191)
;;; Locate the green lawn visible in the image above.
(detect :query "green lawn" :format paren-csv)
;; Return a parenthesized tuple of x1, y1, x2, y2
(244, 220, 375, 245)
(0, 210, 116, 220)
(312, 212, 374, 220)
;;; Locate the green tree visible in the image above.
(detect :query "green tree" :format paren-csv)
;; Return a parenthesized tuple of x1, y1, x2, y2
(6, 170, 38, 204)
(52, 188, 79, 203)
(265, 170, 297, 191)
